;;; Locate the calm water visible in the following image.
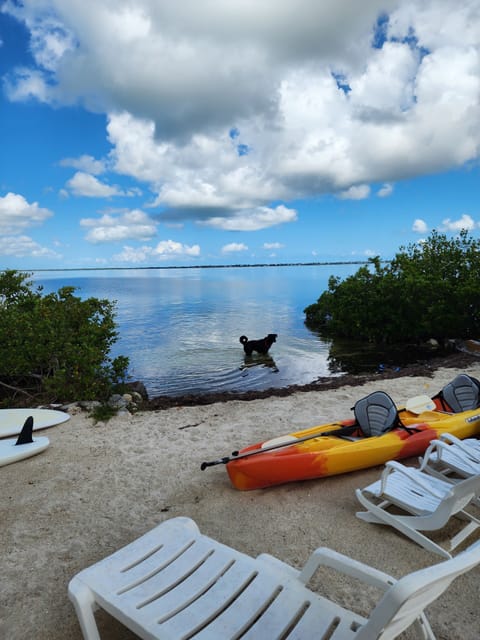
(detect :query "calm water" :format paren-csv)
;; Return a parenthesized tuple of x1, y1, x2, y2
(33, 265, 361, 397)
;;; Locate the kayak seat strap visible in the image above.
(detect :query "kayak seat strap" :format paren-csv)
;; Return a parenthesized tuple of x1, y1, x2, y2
(353, 391, 404, 437)
(433, 373, 480, 413)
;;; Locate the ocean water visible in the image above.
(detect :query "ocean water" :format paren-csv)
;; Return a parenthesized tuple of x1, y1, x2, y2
(33, 264, 361, 397)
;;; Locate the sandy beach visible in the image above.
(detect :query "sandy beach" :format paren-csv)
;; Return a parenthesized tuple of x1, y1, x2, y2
(2, 363, 480, 640)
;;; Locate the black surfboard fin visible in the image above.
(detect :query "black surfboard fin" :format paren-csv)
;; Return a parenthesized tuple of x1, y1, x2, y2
(15, 416, 34, 446)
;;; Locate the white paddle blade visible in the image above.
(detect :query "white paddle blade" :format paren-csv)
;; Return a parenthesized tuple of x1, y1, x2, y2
(261, 435, 298, 449)
(405, 394, 436, 414)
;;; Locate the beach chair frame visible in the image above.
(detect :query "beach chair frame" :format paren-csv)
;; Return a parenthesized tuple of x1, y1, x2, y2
(419, 433, 480, 479)
(356, 460, 480, 558)
(69, 516, 480, 639)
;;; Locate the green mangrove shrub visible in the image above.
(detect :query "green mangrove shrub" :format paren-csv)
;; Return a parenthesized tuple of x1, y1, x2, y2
(0, 270, 129, 405)
(304, 230, 480, 344)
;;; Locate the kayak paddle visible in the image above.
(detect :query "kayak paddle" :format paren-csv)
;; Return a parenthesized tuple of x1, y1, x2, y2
(200, 423, 358, 469)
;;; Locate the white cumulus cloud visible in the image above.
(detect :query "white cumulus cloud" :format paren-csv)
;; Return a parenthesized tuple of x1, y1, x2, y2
(263, 242, 284, 250)
(337, 185, 371, 200)
(378, 183, 394, 197)
(412, 218, 428, 233)
(222, 243, 248, 253)
(60, 155, 106, 175)
(80, 209, 157, 243)
(153, 240, 200, 257)
(4, 0, 480, 232)
(201, 205, 297, 231)
(0, 192, 53, 233)
(442, 213, 476, 232)
(67, 172, 128, 198)
(0, 235, 60, 258)
(114, 240, 200, 262)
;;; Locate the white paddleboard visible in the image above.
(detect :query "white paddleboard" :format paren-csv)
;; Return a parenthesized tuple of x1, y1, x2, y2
(0, 435, 49, 467)
(0, 409, 70, 439)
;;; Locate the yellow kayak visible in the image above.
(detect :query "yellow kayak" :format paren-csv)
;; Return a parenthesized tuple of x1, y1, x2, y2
(224, 406, 480, 491)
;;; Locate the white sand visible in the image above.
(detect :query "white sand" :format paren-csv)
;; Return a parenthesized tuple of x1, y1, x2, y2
(2, 365, 480, 639)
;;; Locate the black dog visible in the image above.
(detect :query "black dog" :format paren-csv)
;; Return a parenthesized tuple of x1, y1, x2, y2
(239, 334, 277, 356)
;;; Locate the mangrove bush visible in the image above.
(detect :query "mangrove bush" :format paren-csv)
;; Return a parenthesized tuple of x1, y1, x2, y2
(304, 230, 480, 344)
(0, 270, 129, 405)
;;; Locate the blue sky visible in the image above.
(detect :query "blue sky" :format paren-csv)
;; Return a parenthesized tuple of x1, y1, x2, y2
(1, 0, 479, 270)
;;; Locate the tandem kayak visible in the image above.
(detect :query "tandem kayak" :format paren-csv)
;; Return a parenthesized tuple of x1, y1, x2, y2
(220, 403, 480, 491)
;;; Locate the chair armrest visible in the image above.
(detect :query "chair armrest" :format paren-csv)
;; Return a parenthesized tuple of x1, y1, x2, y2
(439, 433, 480, 461)
(418, 439, 449, 471)
(382, 460, 447, 499)
(419, 437, 480, 474)
(439, 432, 463, 446)
(298, 547, 396, 591)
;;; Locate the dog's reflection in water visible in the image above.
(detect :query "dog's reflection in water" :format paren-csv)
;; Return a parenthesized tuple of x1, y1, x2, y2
(239, 354, 279, 374)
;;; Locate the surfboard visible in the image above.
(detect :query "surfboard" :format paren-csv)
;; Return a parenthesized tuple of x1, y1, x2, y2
(0, 416, 49, 466)
(0, 408, 70, 439)
(0, 434, 49, 467)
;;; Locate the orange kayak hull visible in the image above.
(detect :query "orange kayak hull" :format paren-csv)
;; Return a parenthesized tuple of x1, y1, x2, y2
(226, 409, 480, 490)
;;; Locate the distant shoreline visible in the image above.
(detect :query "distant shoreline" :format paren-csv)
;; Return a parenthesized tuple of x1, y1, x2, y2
(26, 260, 372, 273)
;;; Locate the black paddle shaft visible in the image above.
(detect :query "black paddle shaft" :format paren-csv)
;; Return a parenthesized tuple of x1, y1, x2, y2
(200, 423, 357, 470)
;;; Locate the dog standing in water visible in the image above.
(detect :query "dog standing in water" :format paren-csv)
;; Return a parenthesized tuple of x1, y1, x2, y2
(239, 334, 277, 356)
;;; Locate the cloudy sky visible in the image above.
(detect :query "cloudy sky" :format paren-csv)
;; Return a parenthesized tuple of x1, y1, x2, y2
(1, 0, 479, 269)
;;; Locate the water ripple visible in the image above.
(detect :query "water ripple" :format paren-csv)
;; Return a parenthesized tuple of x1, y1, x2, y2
(34, 266, 359, 397)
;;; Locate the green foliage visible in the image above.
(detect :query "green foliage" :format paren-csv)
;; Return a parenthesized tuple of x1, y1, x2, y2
(0, 270, 129, 405)
(304, 230, 480, 344)
(90, 403, 118, 424)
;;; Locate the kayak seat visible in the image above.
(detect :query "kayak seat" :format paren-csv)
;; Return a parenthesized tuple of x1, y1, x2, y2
(353, 391, 403, 437)
(435, 374, 480, 413)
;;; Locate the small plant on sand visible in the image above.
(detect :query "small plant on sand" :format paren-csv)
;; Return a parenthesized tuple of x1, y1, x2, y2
(90, 403, 118, 424)
(0, 270, 130, 405)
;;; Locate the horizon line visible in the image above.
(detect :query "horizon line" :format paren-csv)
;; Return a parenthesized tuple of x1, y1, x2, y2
(23, 259, 374, 273)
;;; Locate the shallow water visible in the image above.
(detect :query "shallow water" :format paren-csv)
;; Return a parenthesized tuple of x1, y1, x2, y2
(34, 264, 407, 397)
(35, 265, 356, 395)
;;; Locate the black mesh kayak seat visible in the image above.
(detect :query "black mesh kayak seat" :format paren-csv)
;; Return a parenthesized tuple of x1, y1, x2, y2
(436, 374, 480, 413)
(353, 391, 403, 437)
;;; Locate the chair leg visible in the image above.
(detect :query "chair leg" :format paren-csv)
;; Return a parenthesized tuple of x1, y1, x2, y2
(68, 578, 101, 640)
(412, 613, 436, 640)
(449, 517, 480, 552)
(355, 490, 452, 559)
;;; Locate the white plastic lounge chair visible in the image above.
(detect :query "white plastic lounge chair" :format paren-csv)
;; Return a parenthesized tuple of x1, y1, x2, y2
(418, 434, 480, 507)
(68, 516, 480, 640)
(356, 460, 480, 558)
(419, 433, 480, 480)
